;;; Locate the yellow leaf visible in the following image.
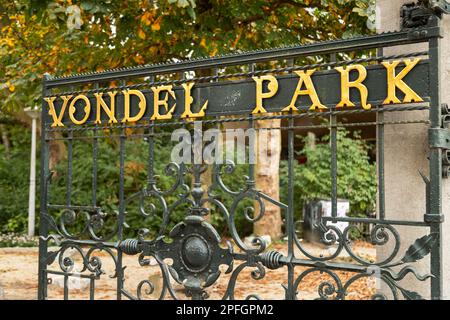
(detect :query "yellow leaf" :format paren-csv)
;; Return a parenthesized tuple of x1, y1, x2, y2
(200, 38, 206, 48)
(138, 28, 146, 39)
(8, 84, 15, 92)
(149, 46, 158, 55)
(141, 11, 153, 26)
(134, 54, 145, 64)
(151, 22, 160, 31)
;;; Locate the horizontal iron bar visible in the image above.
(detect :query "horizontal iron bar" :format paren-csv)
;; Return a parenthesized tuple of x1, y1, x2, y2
(46, 51, 429, 97)
(43, 120, 430, 141)
(233, 252, 374, 273)
(45, 104, 430, 133)
(51, 239, 118, 248)
(280, 257, 369, 273)
(45, 27, 439, 88)
(46, 270, 100, 279)
(47, 204, 101, 211)
(322, 216, 429, 226)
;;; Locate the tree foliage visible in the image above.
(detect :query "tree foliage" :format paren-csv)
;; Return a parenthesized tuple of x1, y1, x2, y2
(1, 0, 373, 115)
(0, 1, 375, 236)
(0, 124, 33, 232)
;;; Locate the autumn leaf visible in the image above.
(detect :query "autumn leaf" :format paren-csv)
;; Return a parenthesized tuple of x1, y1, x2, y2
(200, 38, 206, 48)
(133, 54, 145, 64)
(141, 11, 153, 26)
(6, 81, 15, 92)
(151, 17, 162, 31)
(210, 47, 218, 57)
(138, 28, 146, 39)
(151, 22, 160, 31)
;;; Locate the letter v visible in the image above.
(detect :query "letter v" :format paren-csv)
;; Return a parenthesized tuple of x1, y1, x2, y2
(45, 95, 72, 127)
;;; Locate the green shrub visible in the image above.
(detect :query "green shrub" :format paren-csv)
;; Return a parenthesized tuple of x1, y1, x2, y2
(0, 124, 37, 234)
(280, 129, 377, 221)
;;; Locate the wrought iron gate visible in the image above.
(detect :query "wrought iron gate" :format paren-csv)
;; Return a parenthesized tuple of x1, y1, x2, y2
(38, 2, 449, 300)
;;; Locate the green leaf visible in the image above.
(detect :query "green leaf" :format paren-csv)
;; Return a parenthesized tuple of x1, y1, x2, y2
(187, 6, 196, 20)
(401, 233, 438, 264)
(80, 1, 94, 11)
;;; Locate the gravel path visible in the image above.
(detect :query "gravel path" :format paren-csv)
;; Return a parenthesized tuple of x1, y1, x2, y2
(0, 241, 376, 300)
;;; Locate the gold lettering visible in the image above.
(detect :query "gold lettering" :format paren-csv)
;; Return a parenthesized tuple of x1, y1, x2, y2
(151, 85, 176, 120)
(336, 64, 371, 110)
(180, 82, 208, 119)
(45, 95, 72, 127)
(282, 70, 326, 111)
(382, 58, 424, 104)
(69, 95, 91, 125)
(94, 92, 118, 124)
(122, 89, 146, 123)
(251, 75, 278, 114)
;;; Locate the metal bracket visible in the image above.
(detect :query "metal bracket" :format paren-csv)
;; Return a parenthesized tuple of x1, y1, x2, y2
(429, 128, 450, 149)
(429, 104, 450, 178)
(401, 0, 450, 29)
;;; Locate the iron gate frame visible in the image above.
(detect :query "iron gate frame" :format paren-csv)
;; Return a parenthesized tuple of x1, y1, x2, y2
(37, 2, 449, 300)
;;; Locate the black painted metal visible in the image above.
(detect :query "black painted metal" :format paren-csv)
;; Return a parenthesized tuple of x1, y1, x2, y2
(37, 5, 449, 300)
(43, 61, 431, 124)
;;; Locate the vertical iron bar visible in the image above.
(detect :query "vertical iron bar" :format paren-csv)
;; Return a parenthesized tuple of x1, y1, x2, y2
(330, 53, 338, 219)
(212, 68, 220, 189)
(376, 47, 386, 220)
(249, 63, 256, 183)
(38, 74, 51, 300)
(63, 275, 69, 300)
(148, 75, 155, 189)
(92, 83, 99, 207)
(90, 278, 95, 300)
(286, 118, 295, 300)
(178, 72, 188, 186)
(66, 127, 73, 207)
(66, 85, 74, 207)
(286, 59, 295, 300)
(428, 23, 443, 300)
(116, 80, 126, 300)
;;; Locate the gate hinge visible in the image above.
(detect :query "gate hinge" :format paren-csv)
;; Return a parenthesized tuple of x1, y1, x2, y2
(401, 0, 450, 29)
(429, 122, 450, 178)
(428, 127, 450, 149)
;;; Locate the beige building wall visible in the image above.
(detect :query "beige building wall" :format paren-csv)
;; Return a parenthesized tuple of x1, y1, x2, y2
(377, 0, 450, 299)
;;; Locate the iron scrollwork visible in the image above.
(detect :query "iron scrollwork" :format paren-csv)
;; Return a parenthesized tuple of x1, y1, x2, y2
(119, 157, 290, 300)
(121, 216, 234, 300)
(37, 3, 447, 299)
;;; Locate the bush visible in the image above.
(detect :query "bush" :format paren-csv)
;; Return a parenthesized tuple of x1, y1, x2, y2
(0, 124, 37, 234)
(280, 129, 377, 221)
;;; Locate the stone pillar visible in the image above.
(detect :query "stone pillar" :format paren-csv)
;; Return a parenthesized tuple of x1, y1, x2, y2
(377, 0, 450, 299)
